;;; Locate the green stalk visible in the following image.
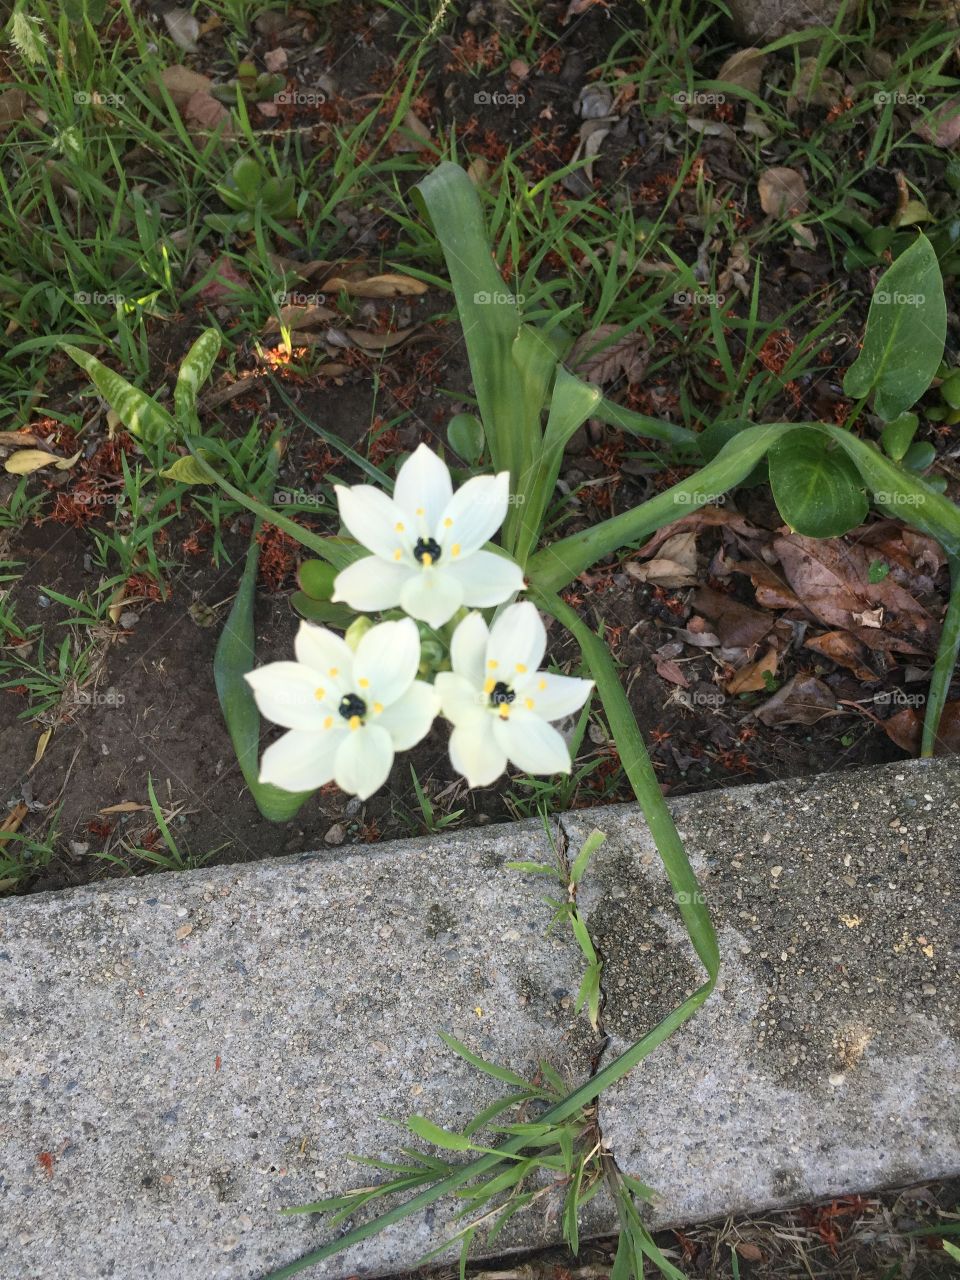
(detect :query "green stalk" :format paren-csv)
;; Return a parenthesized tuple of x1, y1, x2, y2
(923, 555, 960, 757)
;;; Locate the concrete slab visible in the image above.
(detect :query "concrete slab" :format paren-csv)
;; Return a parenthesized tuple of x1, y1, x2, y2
(563, 757, 960, 1229)
(0, 822, 595, 1280)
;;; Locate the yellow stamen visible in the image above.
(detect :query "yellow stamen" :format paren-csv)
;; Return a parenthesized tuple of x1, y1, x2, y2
(451, 543, 461, 558)
(538, 678, 547, 691)
(373, 701, 383, 714)
(395, 521, 405, 532)
(421, 552, 433, 567)
(328, 667, 338, 677)
(416, 506, 425, 516)
(525, 697, 535, 710)
(348, 715, 361, 731)
(394, 548, 402, 561)
(515, 663, 527, 674)
(323, 716, 333, 730)
(483, 677, 495, 695)
(488, 659, 498, 669)
(358, 677, 369, 689)
(443, 517, 453, 528)
(314, 687, 325, 700)
(498, 704, 510, 719)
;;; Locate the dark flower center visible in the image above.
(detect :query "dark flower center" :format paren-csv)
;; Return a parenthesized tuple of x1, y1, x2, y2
(338, 692, 368, 721)
(489, 681, 515, 707)
(414, 536, 442, 565)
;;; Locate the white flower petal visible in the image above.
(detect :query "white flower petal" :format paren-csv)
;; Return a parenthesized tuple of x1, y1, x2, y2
(259, 727, 341, 791)
(354, 618, 420, 707)
(445, 549, 524, 608)
(294, 622, 354, 682)
(486, 602, 546, 678)
(334, 723, 394, 799)
(493, 709, 572, 776)
(437, 471, 510, 555)
(335, 484, 410, 561)
(374, 680, 439, 750)
(399, 567, 464, 628)
(436, 671, 487, 727)
(449, 722, 506, 788)
(331, 557, 411, 613)
(393, 443, 453, 530)
(245, 661, 334, 730)
(449, 612, 489, 688)
(518, 672, 594, 722)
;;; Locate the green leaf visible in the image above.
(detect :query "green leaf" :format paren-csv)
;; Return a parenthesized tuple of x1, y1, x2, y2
(298, 559, 338, 600)
(407, 1116, 473, 1152)
(160, 452, 218, 485)
(174, 328, 221, 428)
(62, 344, 175, 445)
(767, 427, 868, 537)
(447, 412, 485, 464)
(213, 446, 311, 823)
(842, 234, 947, 419)
(880, 411, 918, 461)
(940, 370, 960, 409)
(902, 440, 936, 472)
(289, 592, 354, 626)
(570, 828, 605, 886)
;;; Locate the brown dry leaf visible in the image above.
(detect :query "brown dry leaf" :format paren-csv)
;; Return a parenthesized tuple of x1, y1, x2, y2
(754, 674, 838, 726)
(262, 303, 336, 333)
(0, 431, 40, 447)
(626, 530, 698, 588)
(915, 97, 960, 148)
(155, 66, 212, 109)
(773, 533, 937, 654)
(758, 166, 808, 218)
(716, 47, 765, 93)
(726, 645, 779, 694)
(33, 727, 53, 767)
(163, 7, 200, 50)
(736, 1243, 765, 1264)
(568, 324, 647, 386)
(654, 656, 689, 687)
(199, 255, 249, 304)
(391, 108, 433, 153)
(184, 90, 233, 137)
(731, 558, 801, 609)
(0, 802, 28, 842)
(340, 325, 419, 352)
(5, 448, 81, 474)
(637, 506, 757, 558)
(804, 630, 878, 682)
(692, 586, 774, 649)
(324, 273, 428, 298)
(99, 801, 151, 814)
(882, 704, 960, 756)
(786, 58, 845, 115)
(0, 88, 29, 131)
(264, 47, 288, 72)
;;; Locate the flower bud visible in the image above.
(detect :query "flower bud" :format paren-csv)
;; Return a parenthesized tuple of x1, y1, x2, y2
(343, 615, 374, 652)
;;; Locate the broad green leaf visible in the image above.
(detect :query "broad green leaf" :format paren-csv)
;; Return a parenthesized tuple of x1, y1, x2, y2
(174, 327, 221, 427)
(289, 592, 354, 627)
(903, 440, 936, 471)
(592, 394, 699, 450)
(407, 1116, 473, 1152)
(447, 412, 485, 464)
(880, 411, 918, 461)
(160, 452, 218, 484)
(842, 234, 946, 419)
(62, 344, 175, 445)
(298, 559, 337, 600)
(767, 427, 868, 537)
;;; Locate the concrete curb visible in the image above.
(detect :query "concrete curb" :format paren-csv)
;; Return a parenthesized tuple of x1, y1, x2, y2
(2, 759, 958, 1278)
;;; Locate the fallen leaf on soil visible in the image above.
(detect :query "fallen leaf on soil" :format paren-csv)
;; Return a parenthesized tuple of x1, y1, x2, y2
(736, 1243, 765, 1263)
(163, 7, 200, 50)
(626, 530, 698, 588)
(804, 630, 879, 682)
(773, 534, 938, 654)
(568, 323, 647, 386)
(882, 703, 960, 756)
(914, 97, 960, 148)
(0, 88, 30, 130)
(340, 325, 420, 351)
(692, 586, 775, 649)
(726, 645, 779, 694)
(786, 59, 845, 115)
(0, 803, 28, 842)
(716, 47, 765, 93)
(391, 108, 433, 153)
(323, 273, 428, 297)
(154, 66, 211, 109)
(99, 802, 151, 814)
(264, 47, 288, 72)
(731, 558, 801, 610)
(33, 728, 52, 766)
(262, 303, 336, 333)
(4, 447, 81, 474)
(199, 255, 249, 303)
(758, 166, 808, 218)
(0, 431, 40, 447)
(654, 656, 689, 687)
(637, 506, 756, 558)
(754, 674, 838, 726)
(184, 90, 233, 137)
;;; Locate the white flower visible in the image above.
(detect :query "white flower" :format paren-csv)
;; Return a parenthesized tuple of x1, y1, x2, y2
(436, 603, 593, 788)
(245, 618, 439, 800)
(331, 442, 525, 629)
